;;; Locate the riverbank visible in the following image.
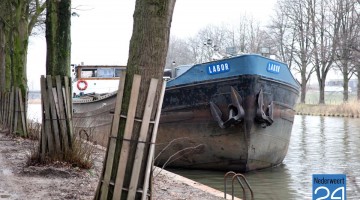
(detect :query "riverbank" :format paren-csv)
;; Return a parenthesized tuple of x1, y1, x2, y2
(0, 131, 234, 200)
(295, 100, 360, 117)
(28, 98, 360, 118)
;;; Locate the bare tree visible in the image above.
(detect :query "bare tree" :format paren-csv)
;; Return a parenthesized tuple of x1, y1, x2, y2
(268, 0, 315, 103)
(228, 15, 267, 54)
(182, 16, 267, 65)
(95, 0, 176, 199)
(355, 54, 360, 100)
(186, 35, 209, 63)
(267, 5, 295, 65)
(0, 0, 46, 94)
(335, 0, 360, 101)
(349, 1, 360, 100)
(246, 18, 266, 53)
(237, 15, 250, 53)
(310, 0, 341, 104)
(189, 25, 230, 63)
(165, 36, 195, 70)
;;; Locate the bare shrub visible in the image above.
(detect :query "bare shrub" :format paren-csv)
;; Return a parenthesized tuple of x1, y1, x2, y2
(63, 134, 95, 169)
(27, 119, 41, 140)
(27, 127, 95, 169)
(154, 137, 205, 177)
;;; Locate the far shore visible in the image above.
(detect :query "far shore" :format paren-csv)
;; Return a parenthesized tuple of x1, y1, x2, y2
(28, 99, 41, 104)
(28, 98, 360, 118)
(295, 101, 360, 118)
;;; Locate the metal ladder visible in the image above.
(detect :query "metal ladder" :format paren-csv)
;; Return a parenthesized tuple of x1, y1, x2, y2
(224, 171, 254, 200)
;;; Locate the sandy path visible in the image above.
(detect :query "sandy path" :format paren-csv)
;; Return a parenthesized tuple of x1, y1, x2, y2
(0, 131, 232, 200)
(0, 132, 99, 200)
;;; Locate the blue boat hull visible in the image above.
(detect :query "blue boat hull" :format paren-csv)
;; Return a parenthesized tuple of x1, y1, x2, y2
(73, 54, 300, 172)
(156, 74, 298, 171)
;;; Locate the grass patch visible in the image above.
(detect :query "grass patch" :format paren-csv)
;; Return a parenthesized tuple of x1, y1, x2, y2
(27, 122, 95, 169)
(295, 100, 360, 117)
(304, 90, 357, 104)
(27, 119, 41, 140)
(63, 136, 95, 169)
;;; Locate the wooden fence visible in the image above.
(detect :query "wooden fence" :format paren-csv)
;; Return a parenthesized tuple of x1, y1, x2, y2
(95, 74, 166, 200)
(39, 75, 73, 159)
(0, 87, 27, 137)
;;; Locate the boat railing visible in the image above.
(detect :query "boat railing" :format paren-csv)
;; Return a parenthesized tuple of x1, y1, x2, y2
(224, 171, 254, 200)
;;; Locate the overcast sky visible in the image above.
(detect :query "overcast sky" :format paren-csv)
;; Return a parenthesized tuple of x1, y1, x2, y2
(27, 0, 277, 90)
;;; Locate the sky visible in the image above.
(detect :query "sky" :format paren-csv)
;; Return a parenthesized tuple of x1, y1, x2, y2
(27, 0, 277, 90)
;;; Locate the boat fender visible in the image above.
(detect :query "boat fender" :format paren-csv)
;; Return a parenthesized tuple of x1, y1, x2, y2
(77, 80, 88, 91)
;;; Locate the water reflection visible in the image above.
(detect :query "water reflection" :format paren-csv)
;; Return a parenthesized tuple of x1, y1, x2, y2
(170, 115, 360, 199)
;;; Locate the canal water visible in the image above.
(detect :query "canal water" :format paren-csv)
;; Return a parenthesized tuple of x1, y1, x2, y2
(27, 104, 360, 199)
(168, 115, 360, 200)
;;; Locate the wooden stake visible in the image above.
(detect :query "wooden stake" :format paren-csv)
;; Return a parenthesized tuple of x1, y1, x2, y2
(8, 87, 14, 134)
(141, 80, 166, 200)
(55, 76, 69, 152)
(18, 89, 27, 137)
(99, 72, 126, 199)
(127, 78, 158, 200)
(13, 88, 19, 135)
(41, 76, 55, 154)
(46, 75, 61, 153)
(112, 75, 141, 200)
(64, 76, 73, 139)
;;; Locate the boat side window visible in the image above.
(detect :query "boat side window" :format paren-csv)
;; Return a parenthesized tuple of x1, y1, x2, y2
(79, 66, 125, 79)
(81, 69, 97, 78)
(114, 68, 124, 77)
(97, 68, 114, 78)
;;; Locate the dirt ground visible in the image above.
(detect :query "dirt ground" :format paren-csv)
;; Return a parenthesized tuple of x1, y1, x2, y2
(0, 131, 227, 200)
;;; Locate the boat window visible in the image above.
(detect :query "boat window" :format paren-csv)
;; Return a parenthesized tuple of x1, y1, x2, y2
(79, 67, 126, 79)
(97, 68, 114, 78)
(81, 69, 97, 78)
(114, 68, 123, 77)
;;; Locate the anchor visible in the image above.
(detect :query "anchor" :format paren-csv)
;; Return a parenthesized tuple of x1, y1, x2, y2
(255, 89, 273, 127)
(210, 87, 245, 129)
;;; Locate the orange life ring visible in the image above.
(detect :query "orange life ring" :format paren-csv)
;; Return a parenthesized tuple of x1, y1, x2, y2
(77, 80, 88, 91)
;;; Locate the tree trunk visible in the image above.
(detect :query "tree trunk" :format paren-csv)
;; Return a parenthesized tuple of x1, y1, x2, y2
(8, 0, 30, 98)
(45, 0, 71, 77)
(310, 0, 339, 105)
(100, 0, 176, 199)
(41, 0, 72, 160)
(0, 0, 45, 94)
(319, 79, 325, 104)
(342, 62, 349, 102)
(358, 70, 360, 100)
(12, 19, 29, 98)
(343, 79, 348, 102)
(0, 20, 5, 92)
(300, 70, 307, 103)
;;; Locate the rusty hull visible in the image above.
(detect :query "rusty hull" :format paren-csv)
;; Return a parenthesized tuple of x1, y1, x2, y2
(73, 75, 299, 172)
(156, 75, 298, 171)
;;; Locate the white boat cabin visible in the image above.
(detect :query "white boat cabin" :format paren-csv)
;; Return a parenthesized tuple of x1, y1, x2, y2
(71, 65, 126, 97)
(71, 64, 175, 97)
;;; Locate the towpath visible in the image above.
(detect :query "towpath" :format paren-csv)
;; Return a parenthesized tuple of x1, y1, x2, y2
(0, 131, 235, 200)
